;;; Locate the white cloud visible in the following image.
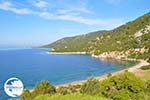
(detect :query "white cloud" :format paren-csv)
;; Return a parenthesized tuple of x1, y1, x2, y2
(38, 11, 124, 26)
(57, 0, 91, 15)
(0, 1, 124, 27)
(57, 6, 91, 15)
(38, 12, 54, 19)
(57, 14, 102, 25)
(33, 0, 48, 8)
(0, 1, 36, 15)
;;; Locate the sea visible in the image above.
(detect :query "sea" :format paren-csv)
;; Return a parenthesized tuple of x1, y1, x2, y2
(0, 48, 137, 100)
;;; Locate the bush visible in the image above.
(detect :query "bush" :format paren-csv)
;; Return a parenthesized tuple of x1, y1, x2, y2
(80, 77, 101, 95)
(100, 72, 146, 100)
(32, 80, 56, 96)
(140, 65, 150, 70)
(107, 73, 112, 77)
(20, 90, 32, 100)
(21, 80, 56, 100)
(57, 84, 81, 95)
(145, 80, 150, 93)
(57, 86, 69, 95)
(144, 80, 150, 100)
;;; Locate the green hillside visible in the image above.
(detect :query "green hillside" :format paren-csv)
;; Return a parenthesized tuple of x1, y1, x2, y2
(42, 13, 150, 60)
(42, 30, 107, 52)
(87, 13, 150, 61)
(88, 13, 150, 54)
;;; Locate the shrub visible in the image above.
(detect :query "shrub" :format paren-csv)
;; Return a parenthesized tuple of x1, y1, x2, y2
(20, 90, 32, 100)
(107, 73, 112, 77)
(100, 72, 146, 100)
(80, 77, 101, 95)
(145, 80, 150, 99)
(21, 80, 56, 99)
(145, 80, 150, 93)
(57, 86, 69, 95)
(140, 65, 150, 70)
(57, 84, 80, 95)
(32, 80, 56, 96)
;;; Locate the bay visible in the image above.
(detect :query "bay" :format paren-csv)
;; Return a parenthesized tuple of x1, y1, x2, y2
(0, 48, 136, 100)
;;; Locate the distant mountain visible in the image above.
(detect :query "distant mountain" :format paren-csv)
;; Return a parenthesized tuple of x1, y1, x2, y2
(42, 30, 107, 52)
(41, 13, 150, 60)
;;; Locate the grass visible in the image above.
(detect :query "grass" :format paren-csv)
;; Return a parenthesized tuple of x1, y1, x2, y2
(141, 70, 150, 81)
(135, 65, 150, 81)
(134, 70, 150, 81)
(34, 93, 108, 100)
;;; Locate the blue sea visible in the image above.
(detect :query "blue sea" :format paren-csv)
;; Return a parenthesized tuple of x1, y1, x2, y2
(0, 48, 137, 100)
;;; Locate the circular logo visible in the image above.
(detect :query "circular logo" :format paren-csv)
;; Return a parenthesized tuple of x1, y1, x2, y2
(4, 77, 24, 97)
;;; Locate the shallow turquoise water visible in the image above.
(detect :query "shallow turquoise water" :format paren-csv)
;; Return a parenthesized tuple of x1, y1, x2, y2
(0, 48, 137, 100)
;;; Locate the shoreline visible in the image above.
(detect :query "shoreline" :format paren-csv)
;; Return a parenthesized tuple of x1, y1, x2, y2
(30, 50, 149, 90)
(29, 59, 149, 92)
(56, 59, 149, 87)
(47, 51, 149, 87)
(47, 52, 87, 54)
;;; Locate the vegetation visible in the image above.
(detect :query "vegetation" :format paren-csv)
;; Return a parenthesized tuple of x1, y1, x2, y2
(100, 72, 146, 100)
(88, 13, 150, 57)
(21, 72, 150, 100)
(42, 13, 150, 60)
(21, 80, 56, 100)
(42, 30, 107, 52)
(20, 90, 32, 100)
(140, 65, 150, 70)
(34, 93, 108, 100)
(80, 77, 101, 95)
(57, 84, 81, 95)
(145, 80, 150, 100)
(32, 80, 56, 95)
(24, 13, 150, 100)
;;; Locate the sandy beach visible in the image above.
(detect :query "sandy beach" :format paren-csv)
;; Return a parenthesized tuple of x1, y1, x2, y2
(56, 59, 149, 87)
(29, 59, 149, 91)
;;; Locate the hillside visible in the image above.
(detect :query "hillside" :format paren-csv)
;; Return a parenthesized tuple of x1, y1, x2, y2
(88, 13, 150, 60)
(42, 13, 150, 60)
(42, 30, 107, 52)
(89, 13, 150, 54)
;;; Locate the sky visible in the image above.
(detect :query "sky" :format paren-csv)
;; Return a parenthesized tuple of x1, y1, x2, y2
(0, 0, 150, 47)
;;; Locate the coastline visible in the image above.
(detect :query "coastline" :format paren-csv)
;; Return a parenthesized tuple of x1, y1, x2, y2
(29, 59, 149, 92)
(56, 59, 149, 87)
(47, 52, 87, 54)
(29, 51, 149, 90)
(46, 51, 149, 87)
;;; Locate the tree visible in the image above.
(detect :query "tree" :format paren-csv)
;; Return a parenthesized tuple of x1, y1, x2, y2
(21, 81, 56, 99)
(100, 72, 146, 100)
(80, 77, 101, 95)
(20, 90, 32, 100)
(32, 80, 56, 96)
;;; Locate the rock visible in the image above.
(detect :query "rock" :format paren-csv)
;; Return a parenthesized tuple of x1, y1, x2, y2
(135, 25, 150, 38)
